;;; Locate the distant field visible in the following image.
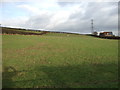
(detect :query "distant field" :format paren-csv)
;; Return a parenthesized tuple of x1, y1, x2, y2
(2, 27, 44, 35)
(2, 34, 118, 88)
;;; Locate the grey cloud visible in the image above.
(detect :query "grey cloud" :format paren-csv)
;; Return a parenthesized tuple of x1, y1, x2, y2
(52, 18, 91, 33)
(25, 14, 52, 29)
(66, 2, 118, 33)
(23, 2, 118, 35)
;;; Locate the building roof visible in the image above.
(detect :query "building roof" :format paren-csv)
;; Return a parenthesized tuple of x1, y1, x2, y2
(100, 32, 112, 33)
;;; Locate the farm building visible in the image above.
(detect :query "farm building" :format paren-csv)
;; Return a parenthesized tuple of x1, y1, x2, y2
(93, 31, 98, 36)
(99, 32, 114, 37)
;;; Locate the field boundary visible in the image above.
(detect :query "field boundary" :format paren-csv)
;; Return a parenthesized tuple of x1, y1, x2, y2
(87, 34, 120, 40)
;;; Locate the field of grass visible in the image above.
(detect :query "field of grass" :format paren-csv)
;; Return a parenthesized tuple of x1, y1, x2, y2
(2, 34, 118, 88)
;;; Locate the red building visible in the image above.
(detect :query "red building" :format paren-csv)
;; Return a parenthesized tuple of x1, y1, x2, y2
(99, 32, 114, 37)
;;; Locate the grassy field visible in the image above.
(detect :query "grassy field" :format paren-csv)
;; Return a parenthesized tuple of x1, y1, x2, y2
(2, 34, 118, 88)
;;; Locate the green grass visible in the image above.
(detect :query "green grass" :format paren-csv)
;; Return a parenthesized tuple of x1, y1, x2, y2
(2, 34, 118, 88)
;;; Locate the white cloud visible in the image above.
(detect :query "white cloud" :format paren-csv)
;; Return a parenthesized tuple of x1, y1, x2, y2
(1, 0, 119, 2)
(1, 1, 118, 36)
(1, 16, 29, 28)
(17, 5, 40, 14)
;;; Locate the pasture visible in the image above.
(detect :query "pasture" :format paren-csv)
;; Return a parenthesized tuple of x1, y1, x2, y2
(2, 33, 118, 88)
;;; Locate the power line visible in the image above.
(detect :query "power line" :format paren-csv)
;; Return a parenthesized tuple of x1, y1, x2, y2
(91, 19, 94, 34)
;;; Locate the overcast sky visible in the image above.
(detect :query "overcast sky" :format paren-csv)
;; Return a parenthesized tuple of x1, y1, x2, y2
(0, 0, 118, 35)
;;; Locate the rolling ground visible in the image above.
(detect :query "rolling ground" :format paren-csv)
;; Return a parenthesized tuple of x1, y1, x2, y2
(2, 33, 118, 88)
